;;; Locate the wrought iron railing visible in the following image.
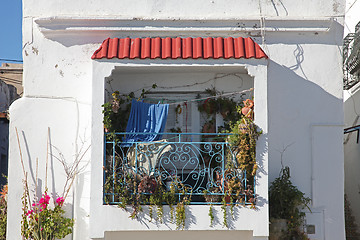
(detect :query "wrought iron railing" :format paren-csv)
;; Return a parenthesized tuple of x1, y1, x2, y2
(103, 132, 256, 205)
(344, 28, 360, 90)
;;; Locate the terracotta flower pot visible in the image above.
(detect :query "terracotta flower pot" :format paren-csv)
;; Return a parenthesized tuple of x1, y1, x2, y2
(243, 99, 254, 108)
(202, 122, 216, 138)
(269, 218, 288, 240)
(241, 107, 251, 116)
(242, 99, 254, 119)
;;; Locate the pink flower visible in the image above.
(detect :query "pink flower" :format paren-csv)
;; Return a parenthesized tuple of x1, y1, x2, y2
(26, 210, 34, 216)
(39, 194, 50, 209)
(44, 194, 50, 203)
(56, 197, 64, 206)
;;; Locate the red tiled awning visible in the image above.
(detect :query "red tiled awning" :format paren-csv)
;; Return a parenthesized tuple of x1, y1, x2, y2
(91, 37, 268, 60)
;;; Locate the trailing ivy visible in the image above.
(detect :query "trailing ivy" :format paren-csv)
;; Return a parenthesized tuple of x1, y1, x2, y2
(227, 114, 262, 176)
(221, 194, 228, 228)
(208, 205, 215, 227)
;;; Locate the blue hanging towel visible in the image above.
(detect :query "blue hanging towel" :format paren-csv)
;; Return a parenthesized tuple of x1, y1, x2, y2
(123, 99, 169, 144)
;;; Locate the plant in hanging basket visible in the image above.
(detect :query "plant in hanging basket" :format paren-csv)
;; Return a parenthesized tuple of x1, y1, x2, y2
(199, 98, 217, 115)
(217, 97, 237, 120)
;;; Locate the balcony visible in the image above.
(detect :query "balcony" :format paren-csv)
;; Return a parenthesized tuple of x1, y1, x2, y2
(103, 132, 256, 207)
(90, 63, 268, 238)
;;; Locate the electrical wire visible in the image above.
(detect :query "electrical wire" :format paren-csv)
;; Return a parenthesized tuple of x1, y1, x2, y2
(346, 0, 359, 14)
(167, 88, 253, 105)
(131, 73, 244, 94)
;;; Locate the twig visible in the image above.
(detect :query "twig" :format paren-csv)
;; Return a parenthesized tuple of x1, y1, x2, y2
(45, 127, 49, 191)
(15, 127, 26, 178)
(51, 142, 91, 199)
(275, 142, 295, 174)
(35, 158, 38, 194)
(15, 127, 32, 206)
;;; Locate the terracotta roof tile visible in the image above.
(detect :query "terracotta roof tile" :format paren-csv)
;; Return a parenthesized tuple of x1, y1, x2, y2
(92, 37, 268, 60)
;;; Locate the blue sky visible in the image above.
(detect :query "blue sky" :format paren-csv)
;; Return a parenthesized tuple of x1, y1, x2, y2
(0, 1, 22, 66)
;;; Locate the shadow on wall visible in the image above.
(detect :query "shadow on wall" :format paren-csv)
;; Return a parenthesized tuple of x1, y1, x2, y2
(267, 58, 343, 184)
(254, 132, 268, 209)
(266, 21, 344, 184)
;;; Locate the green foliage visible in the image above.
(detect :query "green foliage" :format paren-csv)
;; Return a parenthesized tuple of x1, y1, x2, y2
(102, 87, 157, 141)
(227, 116, 262, 176)
(197, 88, 242, 128)
(102, 96, 130, 139)
(269, 166, 311, 239)
(175, 202, 186, 230)
(221, 195, 228, 228)
(104, 173, 191, 230)
(175, 185, 191, 230)
(208, 205, 215, 227)
(0, 184, 7, 240)
(22, 193, 74, 240)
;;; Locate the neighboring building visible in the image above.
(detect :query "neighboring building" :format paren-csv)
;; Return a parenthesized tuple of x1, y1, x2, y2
(7, 1, 346, 240)
(0, 63, 22, 186)
(343, 1, 360, 239)
(0, 63, 23, 96)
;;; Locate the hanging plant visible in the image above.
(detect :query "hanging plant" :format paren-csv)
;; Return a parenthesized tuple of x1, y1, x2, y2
(198, 98, 217, 115)
(104, 173, 191, 229)
(175, 104, 182, 124)
(226, 99, 260, 174)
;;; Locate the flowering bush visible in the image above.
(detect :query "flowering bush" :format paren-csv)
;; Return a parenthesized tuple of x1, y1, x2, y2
(22, 193, 73, 240)
(0, 184, 7, 240)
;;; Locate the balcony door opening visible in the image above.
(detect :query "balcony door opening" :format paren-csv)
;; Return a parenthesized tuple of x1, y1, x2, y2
(102, 65, 255, 205)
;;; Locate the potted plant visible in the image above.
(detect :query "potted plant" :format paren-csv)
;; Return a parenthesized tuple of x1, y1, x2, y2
(269, 166, 311, 240)
(241, 99, 254, 120)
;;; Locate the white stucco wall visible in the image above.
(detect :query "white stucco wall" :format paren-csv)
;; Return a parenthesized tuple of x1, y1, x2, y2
(7, 0, 346, 239)
(344, 0, 360, 36)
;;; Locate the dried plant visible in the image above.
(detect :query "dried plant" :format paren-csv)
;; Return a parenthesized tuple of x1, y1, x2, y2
(15, 127, 90, 239)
